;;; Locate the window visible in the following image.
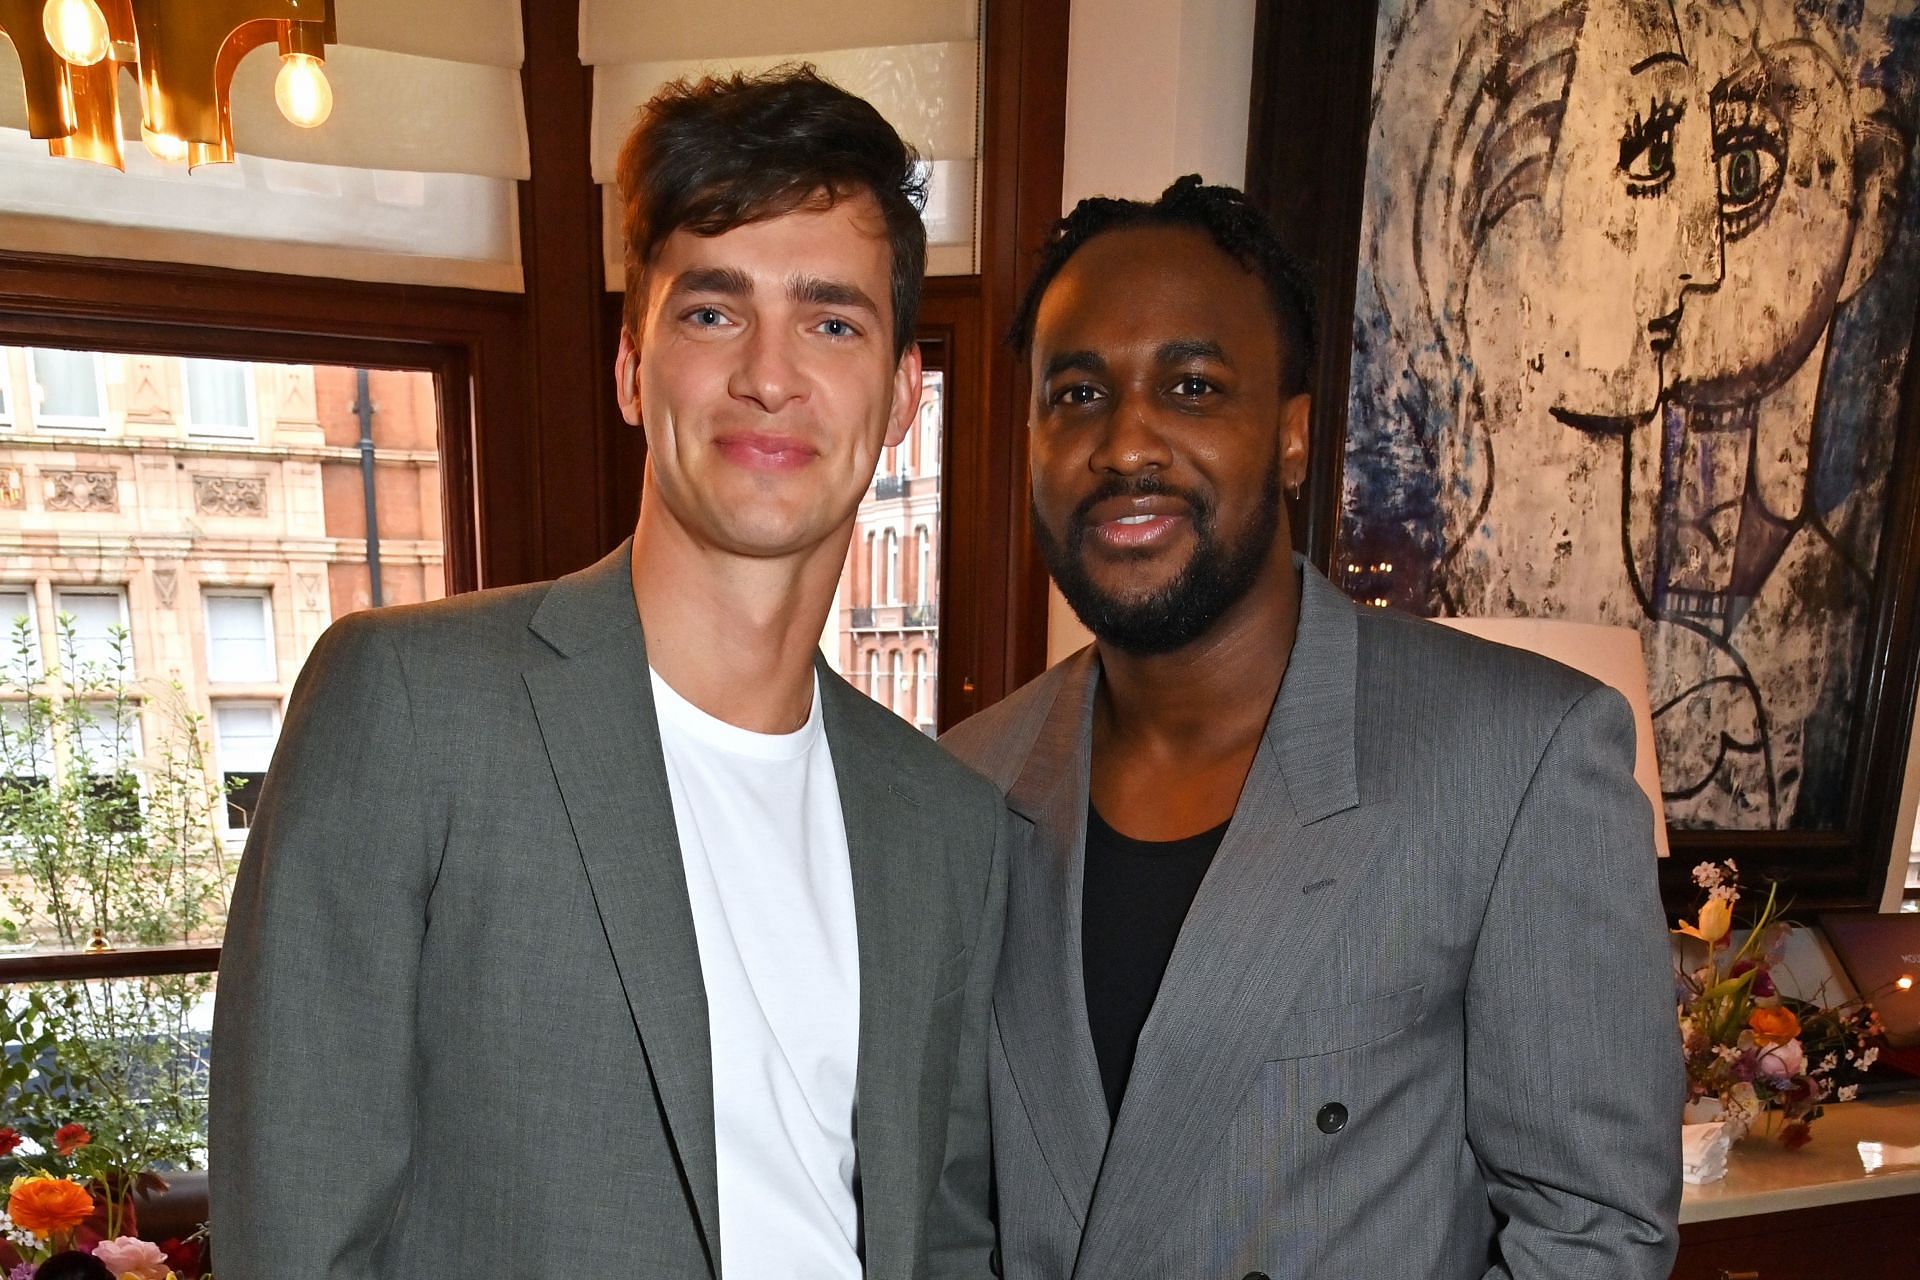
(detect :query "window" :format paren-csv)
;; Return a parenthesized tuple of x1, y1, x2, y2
(867, 532, 883, 610)
(0, 588, 38, 680)
(913, 650, 930, 731)
(917, 370, 942, 478)
(180, 358, 256, 440)
(205, 592, 276, 683)
(864, 646, 881, 700)
(77, 706, 143, 832)
(0, 703, 51, 794)
(885, 529, 900, 605)
(213, 702, 278, 832)
(888, 650, 904, 713)
(0, 350, 13, 426)
(916, 527, 932, 607)
(29, 348, 106, 429)
(53, 588, 130, 678)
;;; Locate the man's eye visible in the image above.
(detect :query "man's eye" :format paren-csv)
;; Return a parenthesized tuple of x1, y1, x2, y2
(689, 307, 726, 327)
(1173, 376, 1217, 397)
(818, 317, 857, 338)
(1053, 384, 1102, 406)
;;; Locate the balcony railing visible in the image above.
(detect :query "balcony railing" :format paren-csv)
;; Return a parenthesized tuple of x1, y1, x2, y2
(846, 603, 938, 632)
(873, 473, 909, 500)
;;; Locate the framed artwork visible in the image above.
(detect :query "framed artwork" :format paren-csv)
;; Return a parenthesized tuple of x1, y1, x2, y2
(1249, 0, 1920, 907)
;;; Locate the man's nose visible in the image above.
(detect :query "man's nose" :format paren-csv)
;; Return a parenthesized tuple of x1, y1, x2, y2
(1087, 393, 1172, 474)
(729, 325, 806, 413)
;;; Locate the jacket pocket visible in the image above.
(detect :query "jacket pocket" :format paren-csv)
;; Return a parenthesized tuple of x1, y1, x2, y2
(1263, 983, 1425, 1061)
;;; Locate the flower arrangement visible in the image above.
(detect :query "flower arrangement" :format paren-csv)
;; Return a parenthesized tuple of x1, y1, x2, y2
(0, 1127, 206, 1279)
(1674, 860, 1885, 1149)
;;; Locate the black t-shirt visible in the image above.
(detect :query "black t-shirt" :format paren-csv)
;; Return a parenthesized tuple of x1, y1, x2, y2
(1081, 804, 1229, 1119)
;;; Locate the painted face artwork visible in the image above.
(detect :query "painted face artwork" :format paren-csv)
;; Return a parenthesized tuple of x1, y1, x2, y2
(1344, 0, 1920, 829)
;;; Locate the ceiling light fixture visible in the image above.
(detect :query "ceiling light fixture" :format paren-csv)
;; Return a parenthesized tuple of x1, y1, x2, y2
(0, 0, 336, 171)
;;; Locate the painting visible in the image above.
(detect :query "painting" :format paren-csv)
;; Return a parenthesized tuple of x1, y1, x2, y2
(1337, 0, 1920, 833)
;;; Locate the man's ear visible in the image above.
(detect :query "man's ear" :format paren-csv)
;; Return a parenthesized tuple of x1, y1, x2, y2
(884, 341, 925, 449)
(1280, 392, 1312, 490)
(1840, 105, 1909, 303)
(614, 329, 642, 427)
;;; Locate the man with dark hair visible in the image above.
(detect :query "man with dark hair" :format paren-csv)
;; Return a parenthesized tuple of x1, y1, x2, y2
(943, 176, 1681, 1277)
(212, 68, 1005, 1280)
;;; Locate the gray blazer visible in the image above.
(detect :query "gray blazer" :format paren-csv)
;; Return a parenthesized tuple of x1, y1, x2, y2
(942, 565, 1682, 1279)
(210, 542, 1007, 1279)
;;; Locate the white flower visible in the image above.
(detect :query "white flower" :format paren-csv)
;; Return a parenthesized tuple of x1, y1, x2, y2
(1693, 862, 1723, 888)
(1860, 1047, 1881, 1070)
(1819, 1053, 1838, 1073)
(1839, 1085, 1860, 1103)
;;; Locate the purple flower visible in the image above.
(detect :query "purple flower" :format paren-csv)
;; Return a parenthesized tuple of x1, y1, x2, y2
(9, 1264, 34, 1280)
(1730, 958, 1777, 998)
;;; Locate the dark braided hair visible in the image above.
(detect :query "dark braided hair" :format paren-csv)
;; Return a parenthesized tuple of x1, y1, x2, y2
(1008, 175, 1317, 394)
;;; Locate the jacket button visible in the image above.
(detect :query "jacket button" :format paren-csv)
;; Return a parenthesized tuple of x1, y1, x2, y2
(1243, 1273, 1272, 1280)
(1316, 1102, 1349, 1134)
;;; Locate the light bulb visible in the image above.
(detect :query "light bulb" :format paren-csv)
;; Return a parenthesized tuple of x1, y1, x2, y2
(274, 53, 333, 129)
(42, 0, 110, 67)
(141, 127, 188, 163)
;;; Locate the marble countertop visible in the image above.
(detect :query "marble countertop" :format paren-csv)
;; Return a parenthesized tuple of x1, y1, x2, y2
(1680, 1093, 1920, 1223)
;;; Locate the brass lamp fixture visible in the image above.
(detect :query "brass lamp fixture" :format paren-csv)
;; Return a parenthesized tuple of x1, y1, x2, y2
(0, 0, 336, 171)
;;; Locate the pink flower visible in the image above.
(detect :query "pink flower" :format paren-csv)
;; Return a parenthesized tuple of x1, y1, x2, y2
(91, 1235, 174, 1280)
(1757, 1038, 1806, 1083)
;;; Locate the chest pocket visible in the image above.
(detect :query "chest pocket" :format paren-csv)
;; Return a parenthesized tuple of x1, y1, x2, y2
(1264, 984, 1426, 1062)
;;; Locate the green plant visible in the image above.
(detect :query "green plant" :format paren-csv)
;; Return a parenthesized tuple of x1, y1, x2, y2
(0, 611, 233, 1199)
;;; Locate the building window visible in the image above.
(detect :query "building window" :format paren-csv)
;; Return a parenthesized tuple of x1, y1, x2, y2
(181, 358, 256, 440)
(916, 527, 931, 607)
(0, 703, 51, 796)
(0, 588, 38, 680)
(204, 592, 276, 684)
(867, 532, 882, 610)
(918, 370, 942, 478)
(888, 650, 904, 713)
(0, 351, 13, 426)
(913, 649, 930, 730)
(29, 348, 106, 431)
(885, 529, 900, 605)
(52, 588, 130, 678)
(865, 646, 882, 703)
(213, 702, 278, 832)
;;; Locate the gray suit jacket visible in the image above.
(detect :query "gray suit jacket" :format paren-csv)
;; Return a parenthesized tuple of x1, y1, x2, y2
(941, 565, 1682, 1279)
(210, 542, 1007, 1279)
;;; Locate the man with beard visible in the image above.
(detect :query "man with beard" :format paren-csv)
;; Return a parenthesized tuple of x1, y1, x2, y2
(941, 176, 1681, 1278)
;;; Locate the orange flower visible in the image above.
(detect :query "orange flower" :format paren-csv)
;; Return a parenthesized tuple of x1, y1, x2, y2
(53, 1123, 91, 1156)
(1748, 1005, 1801, 1047)
(7, 1174, 97, 1238)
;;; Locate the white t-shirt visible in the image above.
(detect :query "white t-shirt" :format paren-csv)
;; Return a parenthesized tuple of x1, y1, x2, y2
(650, 669, 863, 1279)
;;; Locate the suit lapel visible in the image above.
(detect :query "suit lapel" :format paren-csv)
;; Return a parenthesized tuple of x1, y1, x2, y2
(523, 542, 720, 1272)
(995, 649, 1111, 1233)
(818, 664, 944, 1276)
(1074, 568, 1395, 1276)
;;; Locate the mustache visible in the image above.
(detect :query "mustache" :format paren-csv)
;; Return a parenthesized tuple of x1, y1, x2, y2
(1063, 475, 1211, 543)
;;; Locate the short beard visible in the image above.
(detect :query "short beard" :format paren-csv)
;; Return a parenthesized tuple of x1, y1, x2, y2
(1033, 465, 1282, 656)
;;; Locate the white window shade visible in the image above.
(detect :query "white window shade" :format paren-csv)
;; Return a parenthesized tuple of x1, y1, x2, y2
(182, 359, 254, 438)
(54, 589, 129, 677)
(206, 594, 276, 684)
(580, 0, 977, 65)
(583, 0, 984, 287)
(0, 0, 529, 291)
(214, 703, 279, 774)
(0, 588, 37, 679)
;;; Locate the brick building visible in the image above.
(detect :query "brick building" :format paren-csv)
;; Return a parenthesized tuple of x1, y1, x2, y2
(0, 346, 443, 840)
